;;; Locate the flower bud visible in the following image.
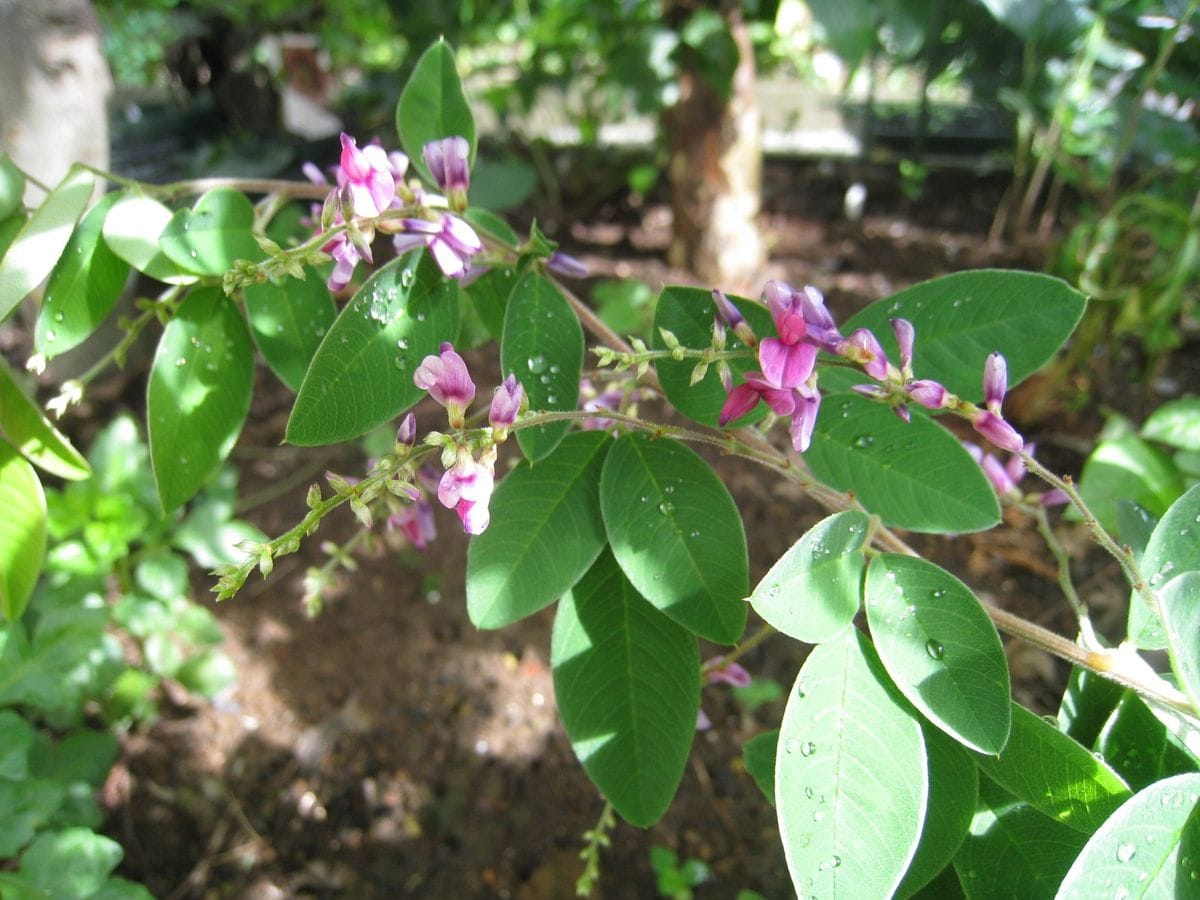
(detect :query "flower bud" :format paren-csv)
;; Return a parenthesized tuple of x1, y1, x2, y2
(489, 374, 525, 441)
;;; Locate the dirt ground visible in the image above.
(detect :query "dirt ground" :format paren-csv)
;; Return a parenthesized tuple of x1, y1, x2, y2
(101, 162, 1150, 898)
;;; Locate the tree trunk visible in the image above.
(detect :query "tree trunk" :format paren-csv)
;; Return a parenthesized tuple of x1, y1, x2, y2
(0, 0, 111, 204)
(663, 4, 765, 291)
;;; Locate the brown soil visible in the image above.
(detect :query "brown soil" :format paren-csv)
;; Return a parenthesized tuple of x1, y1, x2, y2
(103, 162, 1138, 898)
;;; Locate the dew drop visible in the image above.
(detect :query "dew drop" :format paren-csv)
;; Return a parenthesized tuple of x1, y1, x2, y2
(853, 434, 874, 449)
(53, 312, 64, 323)
(658, 502, 674, 515)
(45, 329, 56, 342)
(689, 530, 699, 538)
(932, 588, 946, 599)
(767, 584, 781, 598)
(818, 855, 841, 871)
(400, 268, 416, 288)
(797, 833, 813, 848)
(784, 739, 800, 754)
(547, 394, 557, 404)
(812, 810, 825, 823)
(527, 355, 548, 374)
(189, 249, 198, 258)
(416, 312, 426, 322)
(549, 364, 560, 374)
(925, 639, 945, 660)
(1116, 843, 1136, 863)
(396, 338, 408, 350)
(175, 357, 187, 367)
(394, 358, 407, 370)
(800, 741, 816, 757)
(804, 787, 814, 799)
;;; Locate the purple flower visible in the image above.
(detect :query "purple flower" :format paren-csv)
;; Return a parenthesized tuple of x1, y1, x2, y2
(322, 213, 372, 293)
(338, 133, 395, 218)
(489, 374, 525, 441)
(972, 410, 1024, 453)
(759, 283, 817, 387)
(843, 328, 891, 381)
(423, 136, 470, 207)
(547, 251, 589, 280)
(703, 656, 751, 687)
(388, 498, 437, 550)
(712, 289, 757, 347)
(393, 214, 484, 279)
(396, 413, 417, 447)
(414, 343, 476, 428)
(907, 379, 949, 410)
(763, 280, 808, 344)
(719, 371, 797, 426)
(790, 383, 821, 453)
(892, 318, 914, 378)
(798, 285, 842, 351)
(438, 451, 495, 535)
(983, 352, 1007, 413)
(580, 379, 624, 430)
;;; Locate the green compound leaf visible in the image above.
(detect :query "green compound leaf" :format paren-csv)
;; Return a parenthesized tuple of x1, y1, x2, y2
(973, 703, 1131, 833)
(18, 827, 123, 899)
(1162, 572, 1200, 715)
(148, 287, 253, 512)
(830, 269, 1086, 399)
(807, 392, 1000, 533)
(1142, 397, 1200, 450)
(501, 272, 582, 461)
(0, 440, 45, 621)
(243, 275, 337, 392)
(551, 550, 699, 827)
(866, 554, 1011, 755)
(0, 166, 93, 322)
(653, 286, 775, 428)
(1094, 690, 1197, 792)
(600, 433, 748, 645)
(100, 193, 197, 285)
(777, 629, 927, 899)
(899, 725, 979, 898)
(397, 39, 476, 185)
(1055, 772, 1200, 898)
(159, 188, 264, 276)
(744, 729, 779, 807)
(467, 431, 610, 629)
(953, 775, 1088, 898)
(35, 190, 130, 359)
(287, 251, 459, 446)
(1129, 484, 1200, 650)
(749, 510, 868, 643)
(0, 357, 89, 480)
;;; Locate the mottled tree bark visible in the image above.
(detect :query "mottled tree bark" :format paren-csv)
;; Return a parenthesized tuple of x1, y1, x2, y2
(0, 0, 111, 203)
(663, 3, 765, 290)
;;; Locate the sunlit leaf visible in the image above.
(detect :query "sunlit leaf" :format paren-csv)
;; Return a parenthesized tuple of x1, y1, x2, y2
(100, 193, 196, 284)
(396, 39, 476, 184)
(243, 275, 337, 392)
(0, 439, 46, 621)
(159, 188, 264, 276)
(749, 510, 868, 643)
(777, 629, 926, 898)
(0, 166, 93, 322)
(0, 357, 89, 480)
(601, 433, 747, 644)
(147, 287, 253, 511)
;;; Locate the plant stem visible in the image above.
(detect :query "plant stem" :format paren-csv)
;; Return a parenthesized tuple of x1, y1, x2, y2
(1031, 502, 1099, 649)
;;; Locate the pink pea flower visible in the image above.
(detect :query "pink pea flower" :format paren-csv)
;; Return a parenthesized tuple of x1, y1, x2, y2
(843, 328, 891, 382)
(323, 213, 372, 293)
(396, 412, 417, 447)
(580, 379, 623, 430)
(703, 656, 752, 687)
(414, 343, 476, 428)
(789, 383, 821, 453)
(489, 374, 525, 441)
(719, 371, 797, 426)
(547, 251, 589, 280)
(423, 137, 470, 208)
(759, 282, 818, 389)
(438, 450, 495, 535)
(892, 318, 915, 379)
(387, 498, 437, 550)
(393, 214, 484, 279)
(337, 133, 396, 218)
(712, 289, 757, 348)
(971, 352, 1023, 452)
(907, 379, 949, 410)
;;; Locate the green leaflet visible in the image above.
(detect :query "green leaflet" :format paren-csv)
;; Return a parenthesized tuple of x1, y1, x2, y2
(466, 431, 610, 629)
(396, 39, 476, 185)
(551, 550, 699, 827)
(600, 433, 747, 644)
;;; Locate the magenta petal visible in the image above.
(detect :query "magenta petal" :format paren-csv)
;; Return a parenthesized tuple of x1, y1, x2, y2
(981, 453, 1016, 495)
(789, 389, 820, 453)
(757, 338, 789, 387)
(972, 410, 1024, 453)
(430, 237, 467, 278)
(719, 383, 761, 426)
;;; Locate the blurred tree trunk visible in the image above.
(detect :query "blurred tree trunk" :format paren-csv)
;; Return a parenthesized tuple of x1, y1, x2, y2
(662, 3, 765, 290)
(0, 0, 111, 204)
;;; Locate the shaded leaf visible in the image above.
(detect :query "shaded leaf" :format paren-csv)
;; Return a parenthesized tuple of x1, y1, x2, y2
(467, 431, 610, 629)
(0, 439, 46, 621)
(973, 703, 1130, 833)
(500, 272, 582, 460)
(287, 251, 459, 445)
(159, 188, 264, 276)
(551, 550, 699, 827)
(243, 275, 337, 392)
(744, 730, 779, 807)
(807, 392, 1000, 533)
(1078, 435, 1183, 534)
(1095, 690, 1197, 792)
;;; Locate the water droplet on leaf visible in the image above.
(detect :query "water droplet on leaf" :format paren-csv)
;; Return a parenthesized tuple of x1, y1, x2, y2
(925, 639, 945, 660)
(1116, 843, 1136, 863)
(800, 741, 816, 757)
